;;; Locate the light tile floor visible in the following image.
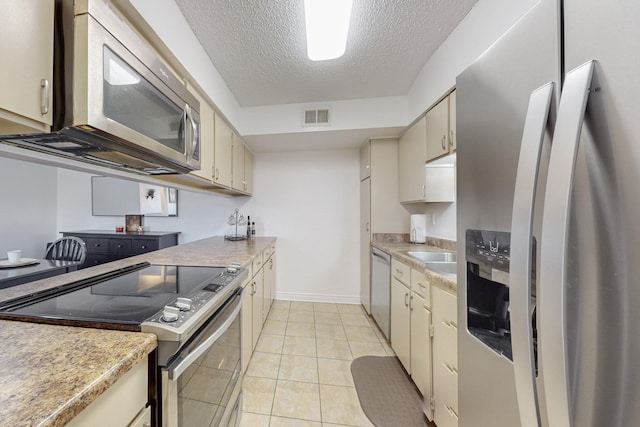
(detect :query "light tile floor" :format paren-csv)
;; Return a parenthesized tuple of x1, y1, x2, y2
(240, 300, 395, 427)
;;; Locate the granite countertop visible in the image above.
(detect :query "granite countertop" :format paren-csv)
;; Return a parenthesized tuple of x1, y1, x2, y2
(0, 235, 275, 426)
(0, 236, 276, 304)
(0, 321, 156, 427)
(371, 240, 458, 294)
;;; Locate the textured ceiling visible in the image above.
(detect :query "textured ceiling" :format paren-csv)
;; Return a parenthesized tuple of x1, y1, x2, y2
(174, 0, 478, 107)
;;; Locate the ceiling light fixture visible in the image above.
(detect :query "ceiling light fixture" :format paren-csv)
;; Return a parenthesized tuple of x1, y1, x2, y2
(304, 0, 353, 61)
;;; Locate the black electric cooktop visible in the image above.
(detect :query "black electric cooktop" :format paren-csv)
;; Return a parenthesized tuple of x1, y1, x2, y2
(0, 263, 226, 326)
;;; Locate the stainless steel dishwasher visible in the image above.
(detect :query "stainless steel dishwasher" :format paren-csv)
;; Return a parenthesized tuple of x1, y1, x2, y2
(371, 247, 391, 340)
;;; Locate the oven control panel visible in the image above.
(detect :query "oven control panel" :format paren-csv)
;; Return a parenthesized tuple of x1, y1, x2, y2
(141, 266, 248, 341)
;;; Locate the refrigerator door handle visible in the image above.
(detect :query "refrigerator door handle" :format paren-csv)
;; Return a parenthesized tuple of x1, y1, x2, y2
(510, 81, 554, 427)
(539, 60, 595, 427)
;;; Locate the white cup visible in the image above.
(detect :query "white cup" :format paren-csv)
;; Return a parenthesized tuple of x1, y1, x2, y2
(7, 250, 22, 263)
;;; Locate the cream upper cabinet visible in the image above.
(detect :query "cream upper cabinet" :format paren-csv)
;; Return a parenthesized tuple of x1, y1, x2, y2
(399, 116, 427, 202)
(232, 133, 245, 192)
(449, 90, 457, 151)
(244, 148, 254, 195)
(188, 86, 214, 182)
(231, 134, 254, 195)
(213, 113, 233, 188)
(432, 286, 458, 427)
(426, 91, 456, 163)
(0, 0, 54, 134)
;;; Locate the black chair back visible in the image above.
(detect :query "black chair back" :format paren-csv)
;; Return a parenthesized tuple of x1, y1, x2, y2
(44, 236, 87, 265)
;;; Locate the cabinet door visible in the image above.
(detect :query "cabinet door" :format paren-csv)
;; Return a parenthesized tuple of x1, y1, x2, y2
(360, 141, 371, 180)
(252, 267, 264, 349)
(360, 178, 371, 314)
(263, 253, 275, 318)
(213, 113, 233, 187)
(241, 279, 253, 373)
(448, 90, 456, 152)
(399, 116, 427, 202)
(391, 277, 411, 372)
(425, 97, 450, 162)
(410, 292, 433, 415)
(244, 148, 254, 194)
(188, 86, 214, 181)
(0, 0, 54, 134)
(232, 133, 245, 191)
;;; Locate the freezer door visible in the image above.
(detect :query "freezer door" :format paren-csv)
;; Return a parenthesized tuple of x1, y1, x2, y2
(455, 0, 560, 426)
(550, 1, 640, 425)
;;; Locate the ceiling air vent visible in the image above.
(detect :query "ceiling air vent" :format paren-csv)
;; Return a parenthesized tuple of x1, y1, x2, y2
(303, 108, 330, 126)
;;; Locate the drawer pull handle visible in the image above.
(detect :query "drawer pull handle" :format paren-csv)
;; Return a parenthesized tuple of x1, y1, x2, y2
(94, 244, 100, 247)
(141, 245, 147, 249)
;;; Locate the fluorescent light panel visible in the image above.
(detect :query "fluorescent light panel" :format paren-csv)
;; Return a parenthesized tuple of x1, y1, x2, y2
(304, 0, 353, 61)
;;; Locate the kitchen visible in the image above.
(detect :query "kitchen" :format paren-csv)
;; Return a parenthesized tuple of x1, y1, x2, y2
(1, 0, 636, 426)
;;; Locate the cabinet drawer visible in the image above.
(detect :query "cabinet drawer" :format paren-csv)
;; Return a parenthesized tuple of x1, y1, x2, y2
(132, 239, 158, 254)
(84, 254, 112, 268)
(109, 239, 132, 254)
(411, 269, 431, 306)
(252, 252, 264, 274)
(391, 258, 410, 285)
(86, 238, 110, 254)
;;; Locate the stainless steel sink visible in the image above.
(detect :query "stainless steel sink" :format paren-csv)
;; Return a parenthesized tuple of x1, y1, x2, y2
(403, 251, 457, 263)
(400, 251, 458, 277)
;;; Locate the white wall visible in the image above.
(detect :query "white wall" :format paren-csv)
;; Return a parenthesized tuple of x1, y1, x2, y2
(407, 0, 538, 120)
(0, 157, 58, 258)
(250, 149, 361, 303)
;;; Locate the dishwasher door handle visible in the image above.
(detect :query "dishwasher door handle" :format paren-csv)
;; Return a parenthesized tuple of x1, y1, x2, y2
(372, 249, 391, 265)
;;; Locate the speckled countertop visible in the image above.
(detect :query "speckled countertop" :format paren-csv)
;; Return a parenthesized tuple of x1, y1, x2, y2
(0, 321, 156, 427)
(371, 240, 458, 294)
(0, 236, 275, 426)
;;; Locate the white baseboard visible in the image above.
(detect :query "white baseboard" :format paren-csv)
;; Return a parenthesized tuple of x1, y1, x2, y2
(273, 291, 361, 305)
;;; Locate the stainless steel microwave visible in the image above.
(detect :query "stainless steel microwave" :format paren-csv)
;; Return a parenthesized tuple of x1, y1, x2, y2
(1, 0, 200, 175)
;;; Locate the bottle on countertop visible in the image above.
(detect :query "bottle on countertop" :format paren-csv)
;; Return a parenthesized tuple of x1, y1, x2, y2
(252, 222, 256, 238)
(246, 216, 251, 239)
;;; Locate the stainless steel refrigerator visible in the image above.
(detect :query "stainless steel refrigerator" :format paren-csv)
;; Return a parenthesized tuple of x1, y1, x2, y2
(456, 0, 640, 425)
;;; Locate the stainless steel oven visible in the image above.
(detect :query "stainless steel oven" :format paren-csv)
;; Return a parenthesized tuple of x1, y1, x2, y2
(0, 262, 248, 427)
(160, 288, 242, 427)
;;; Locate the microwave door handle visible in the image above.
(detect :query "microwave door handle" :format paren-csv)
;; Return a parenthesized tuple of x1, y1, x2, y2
(510, 82, 554, 427)
(185, 104, 198, 156)
(179, 107, 188, 153)
(539, 60, 595, 427)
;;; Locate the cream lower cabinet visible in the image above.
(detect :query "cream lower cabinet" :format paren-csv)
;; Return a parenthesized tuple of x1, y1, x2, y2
(391, 274, 411, 370)
(251, 266, 265, 349)
(67, 358, 148, 427)
(0, 0, 54, 134)
(241, 273, 254, 373)
(410, 269, 433, 420)
(263, 250, 276, 319)
(432, 286, 459, 427)
(391, 259, 434, 421)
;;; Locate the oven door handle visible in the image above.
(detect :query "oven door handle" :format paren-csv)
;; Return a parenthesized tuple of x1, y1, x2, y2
(167, 290, 242, 380)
